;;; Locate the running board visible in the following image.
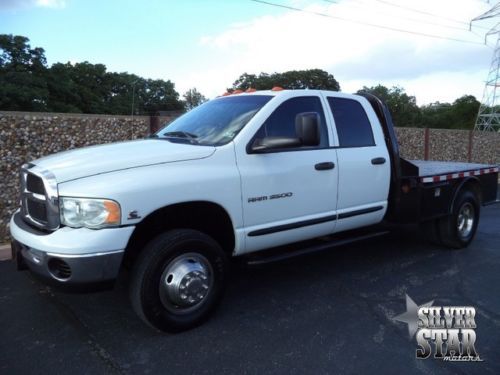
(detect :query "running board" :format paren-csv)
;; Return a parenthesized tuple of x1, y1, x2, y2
(244, 229, 390, 266)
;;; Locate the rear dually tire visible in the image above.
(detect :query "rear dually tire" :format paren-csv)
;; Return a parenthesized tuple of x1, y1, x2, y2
(438, 189, 480, 249)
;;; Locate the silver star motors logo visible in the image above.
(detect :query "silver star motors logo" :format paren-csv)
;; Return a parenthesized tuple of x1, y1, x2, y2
(393, 294, 434, 338)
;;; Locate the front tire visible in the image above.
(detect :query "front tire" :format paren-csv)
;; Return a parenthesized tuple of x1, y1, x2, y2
(438, 189, 480, 249)
(130, 229, 228, 332)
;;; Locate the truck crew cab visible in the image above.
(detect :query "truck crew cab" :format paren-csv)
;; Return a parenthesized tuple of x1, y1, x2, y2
(10, 89, 499, 332)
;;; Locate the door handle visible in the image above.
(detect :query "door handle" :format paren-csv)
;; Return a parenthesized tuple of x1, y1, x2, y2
(315, 162, 335, 170)
(371, 157, 386, 165)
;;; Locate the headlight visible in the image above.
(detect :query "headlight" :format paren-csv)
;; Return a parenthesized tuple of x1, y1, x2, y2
(60, 197, 121, 229)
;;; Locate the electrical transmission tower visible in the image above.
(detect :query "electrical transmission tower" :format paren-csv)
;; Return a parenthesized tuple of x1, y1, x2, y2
(472, 2, 500, 132)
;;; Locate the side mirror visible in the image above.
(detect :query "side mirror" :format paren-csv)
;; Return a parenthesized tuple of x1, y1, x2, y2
(250, 137, 302, 153)
(295, 112, 320, 146)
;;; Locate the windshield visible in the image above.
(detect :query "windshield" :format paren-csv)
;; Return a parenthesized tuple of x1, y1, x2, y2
(156, 95, 273, 146)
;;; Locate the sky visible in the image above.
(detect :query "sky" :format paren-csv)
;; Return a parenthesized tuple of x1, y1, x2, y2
(0, 0, 497, 105)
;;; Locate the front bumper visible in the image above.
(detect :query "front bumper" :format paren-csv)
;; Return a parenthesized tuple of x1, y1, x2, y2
(10, 211, 135, 286)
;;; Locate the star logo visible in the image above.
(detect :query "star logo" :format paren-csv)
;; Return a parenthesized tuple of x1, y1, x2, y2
(393, 294, 434, 338)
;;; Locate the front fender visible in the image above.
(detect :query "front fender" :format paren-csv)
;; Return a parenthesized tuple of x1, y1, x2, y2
(57, 145, 244, 231)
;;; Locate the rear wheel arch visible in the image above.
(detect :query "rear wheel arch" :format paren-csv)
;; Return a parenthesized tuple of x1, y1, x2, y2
(450, 177, 482, 214)
(123, 201, 236, 267)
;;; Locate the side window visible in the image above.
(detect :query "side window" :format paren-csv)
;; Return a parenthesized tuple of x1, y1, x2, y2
(254, 96, 329, 149)
(327, 97, 375, 147)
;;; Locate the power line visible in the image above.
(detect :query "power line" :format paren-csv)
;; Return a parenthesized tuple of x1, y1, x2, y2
(470, 3, 500, 45)
(322, 0, 479, 33)
(471, 3, 500, 22)
(372, 0, 490, 31)
(472, 1, 500, 21)
(251, 0, 485, 45)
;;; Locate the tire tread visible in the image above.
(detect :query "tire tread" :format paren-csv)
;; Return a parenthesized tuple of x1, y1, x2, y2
(129, 229, 226, 332)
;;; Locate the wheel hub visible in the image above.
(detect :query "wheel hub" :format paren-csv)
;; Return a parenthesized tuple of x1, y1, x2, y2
(457, 202, 474, 239)
(159, 253, 212, 312)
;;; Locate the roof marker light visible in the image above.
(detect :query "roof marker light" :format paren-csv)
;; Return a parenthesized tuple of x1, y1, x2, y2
(246, 88, 256, 93)
(271, 86, 284, 91)
(233, 89, 243, 94)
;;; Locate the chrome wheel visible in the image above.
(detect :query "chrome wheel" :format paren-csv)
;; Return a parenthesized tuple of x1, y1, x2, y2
(457, 202, 474, 239)
(159, 253, 213, 314)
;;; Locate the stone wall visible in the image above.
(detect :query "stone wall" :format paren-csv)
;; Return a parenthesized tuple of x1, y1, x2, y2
(394, 127, 425, 160)
(0, 111, 151, 243)
(472, 131, 500, 165)
(0, 110, 499, 244)
(429, 129, 470, 162)
(395, 127, 500, 165)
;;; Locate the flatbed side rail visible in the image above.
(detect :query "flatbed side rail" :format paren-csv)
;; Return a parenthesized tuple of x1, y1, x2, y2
(419, 166, 499, 184)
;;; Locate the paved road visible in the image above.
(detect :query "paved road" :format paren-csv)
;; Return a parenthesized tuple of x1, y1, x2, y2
(1, 205, 499, 374)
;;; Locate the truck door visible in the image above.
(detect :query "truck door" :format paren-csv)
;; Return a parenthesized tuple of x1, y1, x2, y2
(235, 95, 338, 254)
(324, 95, 391, 233)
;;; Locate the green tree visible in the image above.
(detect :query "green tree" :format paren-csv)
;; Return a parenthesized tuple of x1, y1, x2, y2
(183, 88, 207, 110)
(357, 85, 421, 127)
(137, 78, 184, 114)
(46, 62, 82, 113)
(420, 102, 452, 129)
(0, 34, 49, 111)
(231, 69, 340, 91)
(105, 72, 142, 115)
(449, 95, 480, 130)
(420, 95, 479, 130)
(66, 61, 110, 113)
(0, 34, 184, 115)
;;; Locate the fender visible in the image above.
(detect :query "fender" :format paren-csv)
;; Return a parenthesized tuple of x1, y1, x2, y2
(449, 176, 481, 214)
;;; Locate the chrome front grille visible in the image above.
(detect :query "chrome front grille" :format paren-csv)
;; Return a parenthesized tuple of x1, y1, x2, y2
(27, 198, 48, 222)
(20, 164, 60, 231)
(26, 173, 45, 194)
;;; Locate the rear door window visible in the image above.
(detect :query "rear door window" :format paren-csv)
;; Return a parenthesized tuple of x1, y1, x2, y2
(327, 97, 375, 147)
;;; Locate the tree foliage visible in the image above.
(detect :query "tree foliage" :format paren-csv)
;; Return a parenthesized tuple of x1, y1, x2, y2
(358, 85, 480, 130)
(0, 34, 481, 129)
(183, 88, 207, 110)
(357, 85, 421, 128)
(231, 69, 341, 91)
(0, 34, 49, 111)
(0, 34, 183, 114)
(420, 95, 480, 130)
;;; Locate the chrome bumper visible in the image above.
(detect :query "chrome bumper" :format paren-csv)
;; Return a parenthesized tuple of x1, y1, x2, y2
(12, 239, 124, 284)
(10, 210, 134, 286)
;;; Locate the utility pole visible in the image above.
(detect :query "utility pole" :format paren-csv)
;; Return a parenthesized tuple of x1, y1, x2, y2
(130, 80, 139, 139)
(472, 2, 500, 132)
(131, 80, 138, 117)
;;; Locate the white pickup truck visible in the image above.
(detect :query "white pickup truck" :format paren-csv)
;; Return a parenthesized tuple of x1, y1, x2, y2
(10, 89, 499, 332)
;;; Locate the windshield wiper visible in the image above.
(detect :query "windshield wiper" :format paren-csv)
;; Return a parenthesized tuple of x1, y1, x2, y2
(163, 131, 198, 140)
(160, 131, 200, 144)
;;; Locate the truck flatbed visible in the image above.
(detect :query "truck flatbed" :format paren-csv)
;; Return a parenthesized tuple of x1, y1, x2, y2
(405, 160, 499, 183)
